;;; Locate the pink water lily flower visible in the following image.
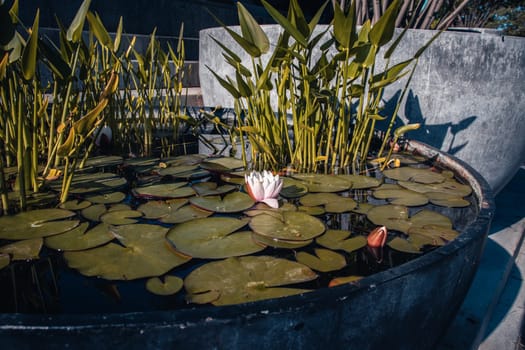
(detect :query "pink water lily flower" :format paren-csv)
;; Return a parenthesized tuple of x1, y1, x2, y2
(245, 170, 283, 209)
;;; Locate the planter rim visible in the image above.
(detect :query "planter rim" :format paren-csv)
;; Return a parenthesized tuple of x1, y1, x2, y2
(0, 141, 495, 330)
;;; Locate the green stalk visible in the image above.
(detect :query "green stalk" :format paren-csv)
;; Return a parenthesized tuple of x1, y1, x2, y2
(16, 90, 26, 211)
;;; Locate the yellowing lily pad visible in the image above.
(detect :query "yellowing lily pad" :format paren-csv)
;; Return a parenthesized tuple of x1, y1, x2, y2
(316, 230, 367, 253)
(367, 205, 453, 234)
(190, 192, 255, 213)
(383, 167, 445, 184)
(408, 225, 459, 244)
(292, 174, 351, 192)
(59, 199, 92, 210)
(146, 275, 184, 296)
(387, 237, 423, 254)
(398, 179, 472, 197)
(249, 211, 325, 241)
(64, 224, 191, 280)
(167, 217, 263, 259)
(184, 256, 317, 306)
(45, 222, 115, 251)
(373, 188, 429, 206)
(295, 249, 347, 272)
(0, 209, 79, 240)
(0, 238, 43, 260)
(426, 192, 471, 208)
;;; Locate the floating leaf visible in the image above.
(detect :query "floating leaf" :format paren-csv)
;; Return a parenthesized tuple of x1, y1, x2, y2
(100, 209, 143, 225)
(329, 275, 363, 287)
(335, 174, 382, 189)
(298, 206, 325, 216)
(190, 192, 254, 213)
(86, 192, 126, 204)
(137, 199, 188, 219)
(292, 174, 351, 192)
(295, 249, 346, 272)
(299, 193, 357, 213)
(409, 210, 453, 229)
(64, 224, 191, 280)
(387, 237, 422, 254)
(184, 256, 317, 306)
(62, 173, 127, 195)
(159, 205, 214, 224)
(167, 217, 264, 259)
(351, 202, 375, 215)
(45, 222, 114, 251)
(0, 238, 43, 260)
(398, 179, 472, 197)
(59, 199, 92, 210)
(133, 182, 195, 199)
(316, 230, 367, 253)
(146, 275, 184, 296)
(200, 157, 245, 172)
(252, 232, 313, 249)
(156, 164, 199, 177)
(408, 225, 459, 244)
(373, 188, 429, 206)
(81, 203, 106, 221)
(0, 209, 78, 240)
(280, 177, 308, 198)
(366, 204, 411, 233)
(249, 211, 325, 241)
(383, 167, 445, 184)
(426, 192, 471, 208)
(192, 182, 236, 196)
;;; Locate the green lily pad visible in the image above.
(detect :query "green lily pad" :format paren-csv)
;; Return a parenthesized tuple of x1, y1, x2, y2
(408, 225, 459, 244)
(45, 222, 114, 251)
(316, 229, 367, 253)
(335, 174, 382, 189)
(164, 154, 207, 167)
(100, 209, 143, 225)
(397, 179, 472, 197)
(184, 256, 317, 306)
(387, 237, 423, 254)
(137, 199, 188, 219)
(0, 238, 43, 260)
(0, 254, 9, 270)
(0, 209, 79, 240)
(409, 210, 453, 229)
(146, 275, 184, 296)
(156, 164, 199, 177)
(64, 224, 191, 280)
(426, 192, 471, 208)
(280, 177, 308, 198)
(200, 157, 245, 172)
(244, 203, 298, 218)
(167, 217, 263, 259)
(367, 205, 453, 234)
(373, 188, 429, 206)
(83, 156, 124, 168)
(292, 174, 351, 193)
(252, 232, 313, 249)
(351, 202, 375, 215)
(249, 211, 325, 241)
(59, 199, 92, 210)
(81, 204, 107, 222)
(299, 193, 357, 213)
(192, 182, 236, 196)
(298, 206, 325, 216)
(383, 167, 445, 184)
(220, 172, 246, 185)
(85, 192, 126, 204)
(133, 182, 195, 199)
(159, 205, 214, 224)
(295, 248, 347, 272)
(190, 192, 255, 213)
(61, 173, 127, 195)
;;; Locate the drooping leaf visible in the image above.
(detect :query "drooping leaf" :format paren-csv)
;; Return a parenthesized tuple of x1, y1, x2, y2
(237, 2, 270, 54)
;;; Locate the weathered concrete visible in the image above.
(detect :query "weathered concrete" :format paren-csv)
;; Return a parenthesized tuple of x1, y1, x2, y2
(199, 26, 525, 194)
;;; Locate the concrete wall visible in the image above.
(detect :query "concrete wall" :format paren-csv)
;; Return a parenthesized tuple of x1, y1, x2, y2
(199, 26, 525, 194)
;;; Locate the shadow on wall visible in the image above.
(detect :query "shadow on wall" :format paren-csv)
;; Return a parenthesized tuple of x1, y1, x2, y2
(380, 90, 477, 156)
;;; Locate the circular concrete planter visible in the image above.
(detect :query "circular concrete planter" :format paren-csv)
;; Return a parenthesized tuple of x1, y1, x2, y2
(0, 142, 494, 349)
(199, 26, 525, 194)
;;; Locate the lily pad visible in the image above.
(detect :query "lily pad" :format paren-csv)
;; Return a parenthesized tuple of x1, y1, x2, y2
(295, 248, 347, 272)
(387, 237, 423, 254)
(0, 209, 79, 240)
(351, 202, 375, 215)
(0, 238, 43, 260)
(62, 173, 127, 195)
(159, 205, 214, 224)
(335, 174, 382, 189)
(373, 188, 429, 206)
(85, 192, 126, 204)
(329, 275, 363, 287)
(64, 224, 191, 280)
(299, 193, 357, 213)
(45, 222, 114, 251)
(426, 192, 471, 208)
(367, 205, 453, 234)
(190, 192, 255, 213)
(292, 174, 351, 193)
(249, 211, 325, 241)
(81, 203, 107, 222)
(83, 155, 123, 168)
(146, 275, 184, 296)
(192, 182, 236, 196)
(137, 199, 188, 219)
(156, 164, 199, 177)
(316, 230, 367, 253)
(100, 209, 143, 225)
(251, 232, 313, 249)
(298, 206, 326, 216)
(200, 157, 245, 172)
(59, 199, 92, 210)
(184, 256, 317, 306)
(408, 225, 459, 244)
(280, 177, 308, 198)
(383, 167, 445, 184)
(398, 179, 472, 197)
(167, 217, 263, 259)
(133, 182, 195, 199)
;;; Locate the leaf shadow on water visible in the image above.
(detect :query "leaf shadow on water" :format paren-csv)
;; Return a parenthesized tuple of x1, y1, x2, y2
(378, 90, 477, 156)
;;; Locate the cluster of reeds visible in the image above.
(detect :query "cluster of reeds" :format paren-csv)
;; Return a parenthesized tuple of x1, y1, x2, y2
(0, 0, 188, 211)
(210, 0, 439, 173)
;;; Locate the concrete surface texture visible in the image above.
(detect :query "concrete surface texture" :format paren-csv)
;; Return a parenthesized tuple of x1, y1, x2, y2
(199, 26, 525, 194)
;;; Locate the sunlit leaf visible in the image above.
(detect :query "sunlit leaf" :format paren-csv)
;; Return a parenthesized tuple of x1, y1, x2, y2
(249, 211, 325, 241)
(0, 209, 78, 240)
(190, 192, 254, 213)
(0, 238, 43, 260)
(146, 275, 184, 296)
(132, 182, 195, 199)
(160, 204, 214, 224)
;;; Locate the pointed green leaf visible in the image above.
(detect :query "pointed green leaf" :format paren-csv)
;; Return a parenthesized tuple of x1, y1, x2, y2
(261, 0, 307, 47)
(369, 0, 401, 47)
(21, 9, 39, 80)
(86, 11, 112, 50)
(237, 2, 270, 54)
(66, 0, 91, 43)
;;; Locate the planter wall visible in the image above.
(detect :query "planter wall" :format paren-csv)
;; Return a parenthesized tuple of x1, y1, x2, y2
(0, 142, 494, 350)
(199, 26, 525, 194)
